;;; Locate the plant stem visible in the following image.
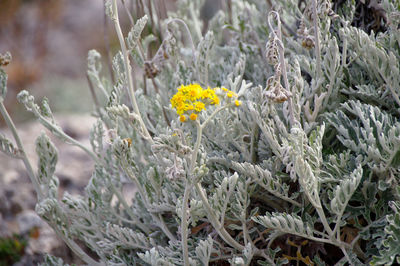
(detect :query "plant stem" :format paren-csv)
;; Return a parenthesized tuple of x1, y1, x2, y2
(340, 246, 354, 266)
(146, 0, 157, 39)
(342, 35, 348, 68)
(194, 182, 245, 251)
(190, 121, 202, 171)
(167, 18, 197, 64)
(103, 0, 115, 84)
(181, 183, 191, 266)
(269, 11, 295, 126)
(111, 0, 152, 142)
(35, 112, 98, 163)
(181, 121, 202, 265)
(315, 206, 334, 236)
(227, 0, 233, 25)
(122, 0, 134, 25)
(312, 0, 322, 81)
(0, 101, 44, 200)
(201, 105, 229, 129)
(189, 2, 202, 41)
(86, 74, 101, 115)
(121, 160, 177, 242)
(109, 181, 150, 234)
(150, 77, 171, 127)
(50, 216, 105, 266)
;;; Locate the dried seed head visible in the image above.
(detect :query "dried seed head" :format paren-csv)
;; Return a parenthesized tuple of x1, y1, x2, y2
(273, 63, 282, 78)
(303, 0, 332, 21)
(303, 4, 313, 21)
(318, 0, 332, 17)
(0, 52, 12, 66)
(301, 35, 315, 49)
(297, 19, 308, 37)
(144, 61, 160, 79)
(265, 33, 279, 65)
(144, 32, 177, 79)
(165, 157, 185, 180)
(265, 76, 292, 103)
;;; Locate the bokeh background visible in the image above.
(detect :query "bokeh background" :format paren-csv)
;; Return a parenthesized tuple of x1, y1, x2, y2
(0, 0, 112, 122)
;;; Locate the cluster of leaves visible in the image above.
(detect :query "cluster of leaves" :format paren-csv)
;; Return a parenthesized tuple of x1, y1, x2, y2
(1, 0, 400, 265)
(0, 234, 27, 266)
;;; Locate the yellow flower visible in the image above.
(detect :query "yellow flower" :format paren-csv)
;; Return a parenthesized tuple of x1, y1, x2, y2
(193, 101, 205, 112)
(171, 83, 220, 120)
(190, 113, 197, 120)
(186, 104, 194, 111)
(226, 90, 237, 98)
(235, 100, 242, 107)
(180, 115, 186, 122)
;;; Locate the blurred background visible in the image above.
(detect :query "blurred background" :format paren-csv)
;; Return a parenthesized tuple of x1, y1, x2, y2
(1, 0, 110, 122)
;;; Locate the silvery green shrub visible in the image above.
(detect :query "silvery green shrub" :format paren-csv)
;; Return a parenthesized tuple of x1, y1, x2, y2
(1, 0, 400, 265)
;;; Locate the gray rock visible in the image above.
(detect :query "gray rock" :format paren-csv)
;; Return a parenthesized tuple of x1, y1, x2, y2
(17, 210, 44, 235)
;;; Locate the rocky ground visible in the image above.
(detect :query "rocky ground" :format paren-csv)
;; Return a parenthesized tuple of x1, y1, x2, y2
(0, 114, 96, 265)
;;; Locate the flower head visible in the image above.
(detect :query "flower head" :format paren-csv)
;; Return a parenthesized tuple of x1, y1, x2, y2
(190, 113, 197, 120)
(171, 83, 220, 122)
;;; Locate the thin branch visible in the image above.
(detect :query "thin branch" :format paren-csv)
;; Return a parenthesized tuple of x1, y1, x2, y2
(111, 0, 153, 142)
(86, 74, 101, 115)
(122, 0, 134, 26)
(103, 0, 115, 84)
(0, 102, 44, 200)
(50, 216, 105, 266)
(268, 11, 295, 126)
(167, 18, 197, 64)
(121, 159, 177, 242)
(312, 0, 322, 82)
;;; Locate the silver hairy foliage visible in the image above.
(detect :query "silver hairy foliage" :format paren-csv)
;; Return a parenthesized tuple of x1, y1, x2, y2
(1, 0, 400, 265)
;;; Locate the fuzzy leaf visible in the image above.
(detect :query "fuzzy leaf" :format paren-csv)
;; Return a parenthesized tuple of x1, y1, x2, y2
(39, 254, 69, 266)
(90, 119, 104, 157)
(126, 15, 148, 51)
(289, 124, 325, 207)
(35, 134, 59, 199)
(326, 100, 400, 172)
(196, 31, 214, 85)
(0, 133, 22, 158)
(371, 201, 400, 265)
(138, 248, 174, 266)
(252, 212, 313, 237)
(99, 223, 151, 251)
(195, 236, 213, 266)
(0, 68, 7, 100)
(330, 166, 363, 215)
(230, 161, 294, 204)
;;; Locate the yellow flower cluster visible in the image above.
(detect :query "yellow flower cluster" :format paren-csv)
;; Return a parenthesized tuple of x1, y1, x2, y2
(170, 83, 242, 122)
(170, 84, 220, 122)
(221, 87, 242, 107)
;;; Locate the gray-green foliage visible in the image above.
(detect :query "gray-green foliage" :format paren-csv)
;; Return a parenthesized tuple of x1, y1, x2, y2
(0, 133, 22, 158)
(1, 0, 400, 265)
